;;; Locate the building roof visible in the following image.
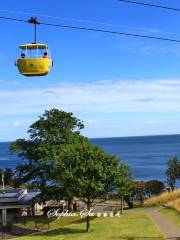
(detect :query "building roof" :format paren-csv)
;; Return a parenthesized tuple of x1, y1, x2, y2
(0, 189, 25, 202)
(0, 189, 40, 209)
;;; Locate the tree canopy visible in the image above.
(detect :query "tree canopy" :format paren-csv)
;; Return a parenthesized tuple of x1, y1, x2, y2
(10, 109, 85, 202)
(10, 108, 133, 232)
(166, 157, 180, 190)
(53, 141, 131, 231)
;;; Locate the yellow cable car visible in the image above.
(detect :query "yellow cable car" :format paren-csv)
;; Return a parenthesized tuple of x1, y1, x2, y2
(15, 17, 53, 77)
(16, 43, 53, 77)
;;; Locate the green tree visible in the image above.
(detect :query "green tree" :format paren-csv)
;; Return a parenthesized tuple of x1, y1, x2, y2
(145, 180, 165, 197)
(133, 181, 146, 204)
(166, 157, 180, 190)
(54, 141, 131, 232)
(117, 166, 134, 214)
(10, 109, 85, 202)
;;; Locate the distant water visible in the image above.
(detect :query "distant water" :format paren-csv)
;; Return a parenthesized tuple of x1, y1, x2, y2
(91, 135, 180, 182)
(1, 135, 180, 182)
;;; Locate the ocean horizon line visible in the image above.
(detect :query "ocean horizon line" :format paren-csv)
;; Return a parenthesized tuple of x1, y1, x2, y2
(1, 133, 180, 143)
(90, 133, 180, 140)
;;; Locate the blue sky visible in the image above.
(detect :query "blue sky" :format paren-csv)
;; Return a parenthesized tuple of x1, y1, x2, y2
(1, 0, 180, 141)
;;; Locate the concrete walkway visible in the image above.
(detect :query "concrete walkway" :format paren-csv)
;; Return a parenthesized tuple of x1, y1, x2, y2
(147, 208, 180, 240)
(0, 231, 17, 239)
(0, 232, 15, 239)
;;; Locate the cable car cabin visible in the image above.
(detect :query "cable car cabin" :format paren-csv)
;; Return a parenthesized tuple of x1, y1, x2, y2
(16, 44, 52, 77)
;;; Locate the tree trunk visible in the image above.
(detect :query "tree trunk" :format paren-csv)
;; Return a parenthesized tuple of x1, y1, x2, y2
(67, 199, 72, 212)
(27, 207, 31, 217)
(86, 201, 91, 232)
(124, 196, 133, 208)
(140, 193, 144, 205)
(31, 202, 35, 216)
(86, 214, 90, 232)
(170, 183, 174, 191)
(120, 196, 123, 214)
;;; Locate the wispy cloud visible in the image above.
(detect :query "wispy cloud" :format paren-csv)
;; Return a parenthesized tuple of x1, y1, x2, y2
(117, 40, 180, 55)
(1, 79, 180, 118)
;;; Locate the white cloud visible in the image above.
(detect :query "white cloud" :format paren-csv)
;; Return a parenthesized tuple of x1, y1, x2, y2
(0, 120, 31, 128)
(12, 120, 31, 127)
(117, 41, 180, 55)
(1, 79, 180, 118)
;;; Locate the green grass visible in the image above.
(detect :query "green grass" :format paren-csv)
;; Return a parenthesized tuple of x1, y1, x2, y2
(13, 208, 165, 240)
(16, 215, 81, 231)
(159, 207, 180, 227)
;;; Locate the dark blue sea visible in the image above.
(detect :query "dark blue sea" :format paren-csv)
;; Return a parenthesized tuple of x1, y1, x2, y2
(1, 135, 180, 182)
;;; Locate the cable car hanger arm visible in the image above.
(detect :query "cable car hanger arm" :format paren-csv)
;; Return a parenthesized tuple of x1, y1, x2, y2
(28, 17, 40, 44)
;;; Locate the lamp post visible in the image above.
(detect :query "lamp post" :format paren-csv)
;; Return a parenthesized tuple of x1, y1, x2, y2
(2, 209, 7, 227)
(2, 170, 4, 190)
(1, 170, 7, 227)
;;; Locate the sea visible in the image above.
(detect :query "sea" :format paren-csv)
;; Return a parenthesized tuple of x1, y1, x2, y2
(1, 134, 180, 183)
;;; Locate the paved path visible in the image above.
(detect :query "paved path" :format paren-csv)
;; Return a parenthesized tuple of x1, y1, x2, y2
(147, 208, 180, 240)
(0, 231, 17, 239)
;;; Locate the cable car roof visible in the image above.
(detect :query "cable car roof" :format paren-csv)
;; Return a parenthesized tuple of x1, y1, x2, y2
(19, 44, 48, 49)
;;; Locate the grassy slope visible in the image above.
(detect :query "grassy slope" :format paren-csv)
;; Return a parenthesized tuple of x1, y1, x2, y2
(165, 198, 180, 212)
(14, 208, 165, 240)
(144, 189, 180, 208)
(159, 207, 180, 227)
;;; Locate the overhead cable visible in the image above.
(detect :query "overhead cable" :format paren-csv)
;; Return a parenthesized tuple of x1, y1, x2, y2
(118, 0, 180, 12)
(0, 15, 180, 43)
